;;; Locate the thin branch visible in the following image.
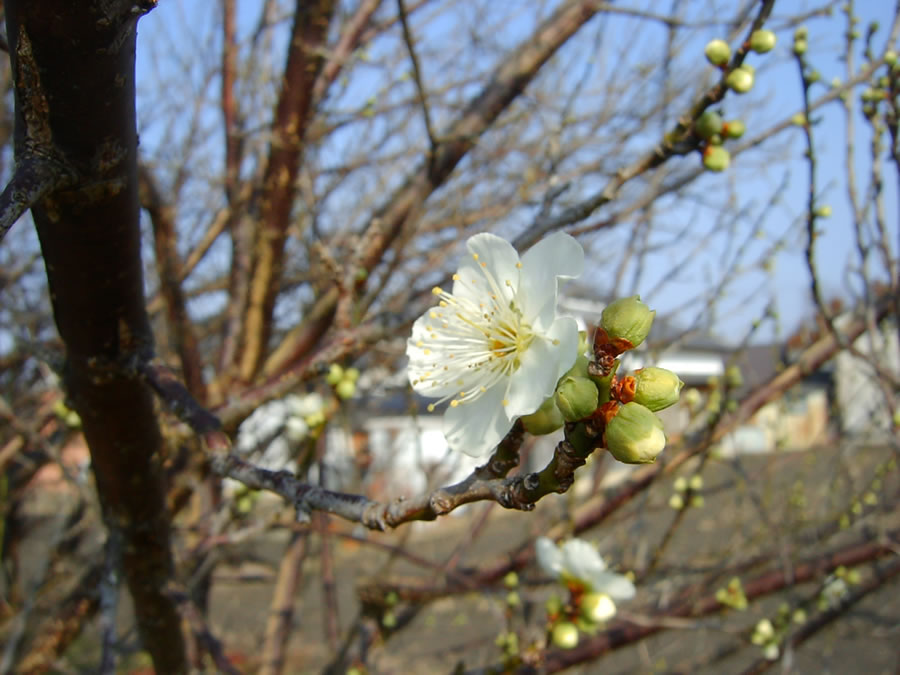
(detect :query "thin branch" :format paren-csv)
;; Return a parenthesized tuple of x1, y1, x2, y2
(98, 530, 122, 675)
(311, 0, 382, 105)
(263, 0, 608, 378)
(259, 531, 309, 675)
(738, 557, 900, 675)
(515, 0, 777, 250)
(397, 0, 438, 160)
(534, 532, 900, 673)
(0, 155, 68, 243)
(138, 165, 208, 400)
(237, 0, 336, 381)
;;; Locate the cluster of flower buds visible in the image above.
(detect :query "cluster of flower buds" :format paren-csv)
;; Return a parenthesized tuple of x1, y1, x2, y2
(859, 45, 898, 120)
(325, 363, 360, 400)
(522, 296, 682, 467)
(699, 29, 776, 172)
(284, 392, 326, 441)
(592, 297, 682, 464)
(715, 576, 748, 610)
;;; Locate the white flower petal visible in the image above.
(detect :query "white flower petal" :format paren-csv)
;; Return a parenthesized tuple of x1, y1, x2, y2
(451, 233, 520, 306)
(503, 333, 569, 418)
(518, 232, 584, 331)
(407, 232, 583, 455)
(407, 317, 461, 398)
(535, 537, 565, 577)
(590, 571, 636, 600)
(442, 384, 512, 456)
(545, 316, 580, 380)
(561, 539, 608, 582)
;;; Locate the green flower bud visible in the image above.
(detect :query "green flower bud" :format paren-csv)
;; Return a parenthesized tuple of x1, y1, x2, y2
(344, 367, 360, 383)
(605, 402, 666, 464)
(793, 39, 807, 55)
(577, 330, 589, 357)
(794, 26, 808, 41)
(580, 593, 616, 623)
(750, 29, 777, 53)
(885, 50, 898, 66)
(696, 110, 723, 139)
(684, 387, 701, 409)
(708, 133, 723, 146)
(556, 376, 599, 422)
(551, 621, 579, 649)
(703, 146, 731, 172)
(545, 594, 563, 616)
(632, 367, 684, 412)
(521, 395, 565, 435)
(814, 204, 832, 218)
(382, 611, 397, 628)
(600, 296, 656, 349)
(305, 410, 326, 428)
(723, 119, 745, 139)
(669, 493, 684, 510)
(506, 591, 521, 608)
(806, 69, 820, 83)
(725, 365, 743, 388)
(563, 353, 591, 379)
(705, 39, 731, 66)
(503, 571, 519, 588)
(335, 378, 356, 400)
(791, 112, 807, 126)
(726, 67, 754, 93)
(326, 363, 344, 385)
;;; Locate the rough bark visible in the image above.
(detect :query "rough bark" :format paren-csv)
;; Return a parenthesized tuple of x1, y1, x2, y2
(5, 2, 187, 671)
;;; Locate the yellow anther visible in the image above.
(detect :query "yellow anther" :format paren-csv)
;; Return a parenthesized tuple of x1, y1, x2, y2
(472, 253, 479, 260)
(450, 400, 460, 407)
(432, 286, 443, 295)
(515, 262, 522, 268)
(427, 404, 435, 412)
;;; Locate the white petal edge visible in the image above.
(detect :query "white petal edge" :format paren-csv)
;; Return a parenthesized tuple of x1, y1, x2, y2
(442, 383, 512, 456)
(535, 537, 564, 578)
(502, 333, 568, 419)
(590, 571, 636, 600)
(517, 232, 584, 331)
(451, 233, 521, 305)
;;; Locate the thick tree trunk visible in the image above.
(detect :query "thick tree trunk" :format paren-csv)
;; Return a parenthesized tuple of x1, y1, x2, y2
(5, 2, 187, 671)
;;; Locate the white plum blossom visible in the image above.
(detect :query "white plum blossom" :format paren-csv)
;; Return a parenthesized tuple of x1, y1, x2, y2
(536, 537, 636, 612)
(407, 232, 583, 456)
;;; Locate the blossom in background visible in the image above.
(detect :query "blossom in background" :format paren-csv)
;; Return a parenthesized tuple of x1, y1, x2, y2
(407, 232, 583, 456)
(536, 536, 635, 617)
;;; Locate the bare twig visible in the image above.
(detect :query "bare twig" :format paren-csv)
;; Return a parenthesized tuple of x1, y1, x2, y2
(396, 0, 437, 159)
(0, 155, 69, 243)
(259, 531, 309, 675)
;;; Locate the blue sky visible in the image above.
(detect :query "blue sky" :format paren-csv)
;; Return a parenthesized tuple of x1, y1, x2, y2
(133, 1, 898, 346)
